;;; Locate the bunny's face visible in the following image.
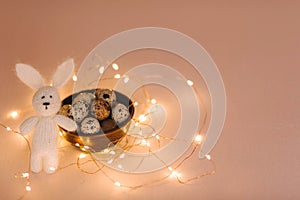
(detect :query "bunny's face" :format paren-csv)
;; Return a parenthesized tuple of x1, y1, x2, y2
(16, 59, 74, 116)
(33, 86, 61, 116)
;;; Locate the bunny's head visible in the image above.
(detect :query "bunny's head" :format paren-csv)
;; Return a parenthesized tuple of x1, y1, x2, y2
(16, 59, 74, 117)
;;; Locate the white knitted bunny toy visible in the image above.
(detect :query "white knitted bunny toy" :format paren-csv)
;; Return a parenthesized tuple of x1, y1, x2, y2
(16, 59, 77, 174)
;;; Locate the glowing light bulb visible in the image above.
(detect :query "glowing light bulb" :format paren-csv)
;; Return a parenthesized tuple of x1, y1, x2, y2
(135, 122, 140, 127)
(59, 131, 63, 137)
(6, 127, 12, 131)
(155, 135, 160, 140)
(205, 155, 211, 160)
(195, 135, 202, 143)
(170, 171, 181, 178)
(25, 185, 31, 191)
(72, 75, 78, 82)
(123, 76, 129, 83)
(119, 153, 125, 159)
(138, 114, 147, 122)
(107, 159, 114, 164)
(75, 143, 80, 147)
(79, 153, 87, 159)
(10, 111, 19, 119)
(133, 101, 139, 106)
(168, 167, 173, 171)
(114, 181, 121, 187)
(140, 139, 150, 147)
(112, 63, 119, 70)
(151, 99, 157, 104)
(114, 74, 121, 79)
(99, 66, 105, 74)
(103, 148, 110, 153)
(22, 172, 29, 178)
(187, 80, 194, 86)
(83, 145, 90, 150)
(141, 139, 147, 146)
(117, 164, 123, 169)
(49, 167, 56, 172)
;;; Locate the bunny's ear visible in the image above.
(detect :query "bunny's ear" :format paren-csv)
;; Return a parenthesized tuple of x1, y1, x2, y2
(52, 59, 74, 89)
(16, 63, 44, 89)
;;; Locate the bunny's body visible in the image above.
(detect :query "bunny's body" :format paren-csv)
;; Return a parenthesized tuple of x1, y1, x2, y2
(16, 60, 77, 174)
(25, 116, 59, 173)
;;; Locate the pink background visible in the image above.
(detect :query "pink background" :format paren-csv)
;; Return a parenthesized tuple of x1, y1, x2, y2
(0, 1, 299, 199)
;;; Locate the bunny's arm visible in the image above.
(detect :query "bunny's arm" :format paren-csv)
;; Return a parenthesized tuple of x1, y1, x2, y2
(20, 116, 39, 135)
(54, 115, 77, 132)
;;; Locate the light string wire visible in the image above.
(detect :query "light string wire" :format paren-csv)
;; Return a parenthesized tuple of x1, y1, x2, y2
(53, 81, 215, 189)
(1, 64, 216, 192)
(0, 103, 215, 192)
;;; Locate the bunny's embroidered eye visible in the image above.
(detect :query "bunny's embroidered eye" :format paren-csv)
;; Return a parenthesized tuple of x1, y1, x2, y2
(50, 95, 53, 98)
(41, 96, 45, 99)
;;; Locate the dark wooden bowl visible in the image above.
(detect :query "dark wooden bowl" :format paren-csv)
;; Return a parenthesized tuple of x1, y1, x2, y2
(58, 89, 134, 152)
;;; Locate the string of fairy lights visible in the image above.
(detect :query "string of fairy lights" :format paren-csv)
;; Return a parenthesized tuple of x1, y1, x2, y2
(0, 63, 216, 193)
